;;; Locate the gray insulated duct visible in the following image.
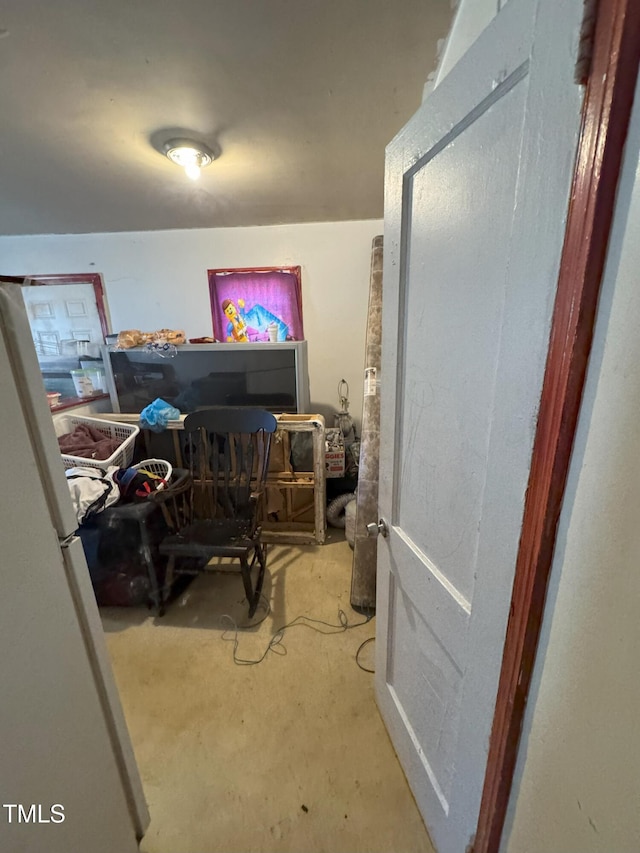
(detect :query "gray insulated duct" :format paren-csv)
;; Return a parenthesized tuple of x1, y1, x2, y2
(350, 235, 383, 611)
(326, 492, 355, 528)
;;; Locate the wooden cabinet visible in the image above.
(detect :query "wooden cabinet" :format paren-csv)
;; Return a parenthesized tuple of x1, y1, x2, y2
(263, 414, 326, 545)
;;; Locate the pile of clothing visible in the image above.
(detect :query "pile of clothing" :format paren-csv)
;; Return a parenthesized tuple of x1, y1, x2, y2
(65, 463, 168, 526)
(58, 421, 120, 461)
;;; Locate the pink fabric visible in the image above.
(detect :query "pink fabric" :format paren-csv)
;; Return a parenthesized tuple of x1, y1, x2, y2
(208, 269, 304, 343)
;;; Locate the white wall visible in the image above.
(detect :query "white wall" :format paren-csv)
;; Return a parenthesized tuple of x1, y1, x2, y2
(0, 220, 382, 428)
(503, 76, 640, 853)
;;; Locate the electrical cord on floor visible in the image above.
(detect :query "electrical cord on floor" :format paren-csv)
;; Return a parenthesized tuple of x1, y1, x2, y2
(355, 637, 375, 673)
(219, 595, 374, 668)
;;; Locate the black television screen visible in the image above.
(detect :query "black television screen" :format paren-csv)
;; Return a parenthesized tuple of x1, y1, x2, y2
(104, 342, 309, 414)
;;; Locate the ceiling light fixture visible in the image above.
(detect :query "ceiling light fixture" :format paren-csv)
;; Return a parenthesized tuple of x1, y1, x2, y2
(162, 138, 216, 180)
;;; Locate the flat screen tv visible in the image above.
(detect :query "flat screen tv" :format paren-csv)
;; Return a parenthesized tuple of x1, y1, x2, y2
(102, 341, 310, 414)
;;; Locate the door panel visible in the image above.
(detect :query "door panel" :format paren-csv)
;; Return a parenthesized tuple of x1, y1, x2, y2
(376, 1, 586, 851)
(397, 80, 527, 604)
(388, 576, 463, 805)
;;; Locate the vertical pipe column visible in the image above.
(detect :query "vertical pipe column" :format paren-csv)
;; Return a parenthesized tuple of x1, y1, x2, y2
(350, 235, 383, 610)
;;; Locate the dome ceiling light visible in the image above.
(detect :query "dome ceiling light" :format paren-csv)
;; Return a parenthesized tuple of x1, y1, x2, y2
(162, 138, 216, 181)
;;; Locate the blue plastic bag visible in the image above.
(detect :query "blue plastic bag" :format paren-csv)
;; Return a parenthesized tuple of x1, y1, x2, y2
(140, 398, 180, 432)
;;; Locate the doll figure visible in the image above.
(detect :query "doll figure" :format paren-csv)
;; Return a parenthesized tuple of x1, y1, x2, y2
(222, 298, 250, 342)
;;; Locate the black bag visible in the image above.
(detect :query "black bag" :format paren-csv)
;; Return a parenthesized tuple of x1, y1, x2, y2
(113, 466, 162, 501)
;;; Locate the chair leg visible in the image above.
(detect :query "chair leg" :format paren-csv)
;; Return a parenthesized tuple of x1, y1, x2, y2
(239, 555, 256, 616)
(241, 542, 267, 619)
(253, 542, 267, 608)
(257, 539, 268, 571)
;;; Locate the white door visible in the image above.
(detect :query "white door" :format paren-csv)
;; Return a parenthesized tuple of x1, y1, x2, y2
(376, 2, 586, 852)
(0, 322, 147, 852)
(22, 281, 104, 357)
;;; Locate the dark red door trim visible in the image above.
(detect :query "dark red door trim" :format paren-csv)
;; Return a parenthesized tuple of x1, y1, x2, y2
(473, 2, 640, 851)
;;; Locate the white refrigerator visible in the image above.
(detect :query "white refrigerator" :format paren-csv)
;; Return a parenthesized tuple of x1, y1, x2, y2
(0, 282, 149, 852)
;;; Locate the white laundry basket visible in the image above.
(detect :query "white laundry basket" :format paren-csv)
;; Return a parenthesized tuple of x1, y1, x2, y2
(58, 415, 139, 471)
(132, 459, 173, 490)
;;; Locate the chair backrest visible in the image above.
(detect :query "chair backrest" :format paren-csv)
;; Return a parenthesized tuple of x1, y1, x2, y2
(182, 407, 277, 524)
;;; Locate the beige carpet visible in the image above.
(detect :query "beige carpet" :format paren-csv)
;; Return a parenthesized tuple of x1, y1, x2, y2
(102, 531, 434, 853)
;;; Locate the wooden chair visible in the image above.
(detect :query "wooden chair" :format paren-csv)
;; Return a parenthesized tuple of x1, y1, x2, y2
(159, 407, 277, 617)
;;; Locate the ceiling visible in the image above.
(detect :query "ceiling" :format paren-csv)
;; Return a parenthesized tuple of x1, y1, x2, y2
(0, 1, 453, 236)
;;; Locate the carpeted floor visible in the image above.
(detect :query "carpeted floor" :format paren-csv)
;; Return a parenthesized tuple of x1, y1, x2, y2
(101, 531, 435, 853)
